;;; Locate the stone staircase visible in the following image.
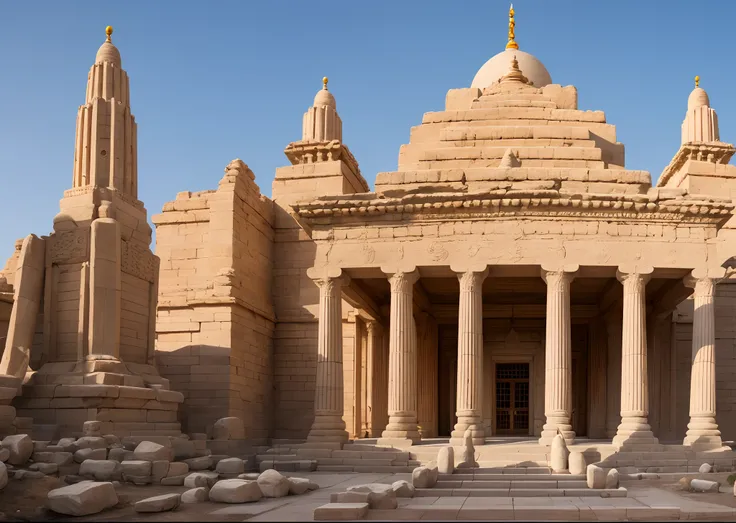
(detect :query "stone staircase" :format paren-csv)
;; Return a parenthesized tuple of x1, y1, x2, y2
(418, 468, 627, 498)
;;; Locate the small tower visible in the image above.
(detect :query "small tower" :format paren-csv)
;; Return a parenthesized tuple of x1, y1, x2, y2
(682, 76, 720, 144)
(302, 77, 343, 142)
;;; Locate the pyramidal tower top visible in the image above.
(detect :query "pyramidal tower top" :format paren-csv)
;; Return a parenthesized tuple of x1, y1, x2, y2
(72, 25, 138, 199)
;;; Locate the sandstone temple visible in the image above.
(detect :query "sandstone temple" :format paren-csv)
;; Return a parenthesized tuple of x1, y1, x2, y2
(2, 8, 736, 472)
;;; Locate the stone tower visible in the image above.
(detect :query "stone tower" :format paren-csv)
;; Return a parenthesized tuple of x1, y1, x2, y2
(1, 27, 183, 439)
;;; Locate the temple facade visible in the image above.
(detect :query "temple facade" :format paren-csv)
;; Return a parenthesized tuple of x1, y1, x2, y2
(2, 8, 736, 458)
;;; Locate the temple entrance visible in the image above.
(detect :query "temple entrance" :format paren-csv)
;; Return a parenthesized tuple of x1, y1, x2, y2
(494, 363, 530, 435)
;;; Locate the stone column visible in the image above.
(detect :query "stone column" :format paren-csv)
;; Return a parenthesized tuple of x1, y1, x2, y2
(539, 264, 578, 446)
(683, 276, 722, 449)
(613, 267, 659, 449)
(451, 269, 488, 446)
(378, 269, 421, 447)
(306, 271, 349, 444)
(367, 321, 388, 436)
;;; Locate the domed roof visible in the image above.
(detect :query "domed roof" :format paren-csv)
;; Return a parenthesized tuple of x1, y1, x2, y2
(471, 48, 551, 89)
(688, 77, 710, 110)
(313, 77, 336, 108)
(95, 26, 121, 66)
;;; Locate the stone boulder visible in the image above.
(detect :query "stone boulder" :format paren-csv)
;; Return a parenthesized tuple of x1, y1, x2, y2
(586, 464, 606, 489)
(47, 482, 118, 516)
(346, 483, 398, 510)
(212, 417, 245, 440)
(258, 469, 290, 498)
(605, 468, 620, 489)
(183, 456, 212, 471)
(0, 462, 7, 490)
(568, 452, 586, 475)
(79, 460, 121, 481)
(121, 461, 152, 477)
(691, 479, 720, 493)
(1, 434, 33, 466)
(391, 480, 415, 498)
(168, 461, 189, 477)
(75, 437, 107, 450)
(216, 457, 244, 475)
(550, 434, 569, 473)
(74, 448, 106, 463)
(209, 479, 262, 503)
(437, 447, 454, 474)
(133, 441, 171, 462)
(0, 448, 9, 462)
(82, 421, 102, 437)
(134, 493, 181, 513)
(182, 487, 208, 503)
(29, 463, 58, 475)
(184, 472, 218, 488)
(699, 463, 713, 474)
(412, 466, 433, 488)
(161, 475, 186, 486)
(288, 477, 312, 495)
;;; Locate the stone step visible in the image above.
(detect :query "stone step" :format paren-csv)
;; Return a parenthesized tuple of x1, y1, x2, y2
(472, 99, 558, 109)
(436, 479, 589, 489)
(258, 460, 316, 473)
(423, 108, 607, 124)
(401, 159, 607, 170)
(419, 145, 603, 162)
(415, 486, 627, 498)
(436, 138, 598, 149)
(255, 454, 297, 462)
(442, 473, 585, 481)
(436, 124, 591, 142)
(316, 465, 415, 473)
(313, 502, 368, 521)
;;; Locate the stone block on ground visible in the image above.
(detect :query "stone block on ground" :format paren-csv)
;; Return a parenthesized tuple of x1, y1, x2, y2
(437, 446, 454, 474)
(82, 421, 102, 437)
(184, 472, 218, 488)
(181, 487, 208, 503)
(1, 434, 33, 465)
(120, 460, 152, 477)
(586, 464, 606, 489)
(29, 463, 58, 475)
(691, 479, 720, 492)
(13, 470, 45, 480)
(257, 468, 290, 498)
(238, 472, 260, 480)
(46, 482, 118, 516)
(212, 417, 245, 440)
(391, 479, 415, 498)
(209, 479, 262, 503)
(108, 448, 132, 462)
(172, 438, 197, 460)
(167, 461, 189, 477)
(346, 483, 398, 509)
(551, 434, 569, 472)
(160, 475, 186, 486)
(74, 448, 107, 463)
(183, 456, 212, 470)
(699, 463, 713, 474)
(75, 437, 107, 450)
(133, 441, 171, 462)
(288, 477, 312, 495)
(569, 451, 586, 475)
(605, 468, 620, 489)
(134, 493, 181, 513)
(412, 466, 433, 488)
(314, 503, 369, 521)
(151, 460, 170, 482)
(216, 457, 244, 475)
(79, 460, 121, 481)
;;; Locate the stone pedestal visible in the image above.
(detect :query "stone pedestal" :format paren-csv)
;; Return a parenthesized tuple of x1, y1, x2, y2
(683, 276, 723, 449)
(378, 269, 421, 447)
(451, 269, 487, 446)
(306, 272, 349, 444)
(612, 268, 659, 450)
(539, 266, 577, 446)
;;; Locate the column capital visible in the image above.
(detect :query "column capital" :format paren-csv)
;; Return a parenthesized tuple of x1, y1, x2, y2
(450, 263, 489, 275)
(366, 320, 382, 335)
(382, 267, 419, 287)
(307, 266, 350, 287)
(616, 265, 653, 286)
(455, 268, 489, 289)
(541, 263, 579, 284)
(683, 275, 715, 297)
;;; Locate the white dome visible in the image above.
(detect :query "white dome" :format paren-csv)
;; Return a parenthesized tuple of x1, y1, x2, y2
(471, 49, 551, 89)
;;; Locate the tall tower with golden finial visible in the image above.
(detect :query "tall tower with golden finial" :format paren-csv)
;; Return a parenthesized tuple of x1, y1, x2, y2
(302, 77, 343, 142)
(506, 4, 519, 50)
(682, 75, 720, 145)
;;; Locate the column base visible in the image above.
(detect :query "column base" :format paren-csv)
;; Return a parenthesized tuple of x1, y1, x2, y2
(379, 412, 420, 447)
(684, 416, 722, 450)
(612, 416, 660, 451)
(538, 418, 575, 446)
(450, 415, 485, 446)
(306, 413, 349, 444)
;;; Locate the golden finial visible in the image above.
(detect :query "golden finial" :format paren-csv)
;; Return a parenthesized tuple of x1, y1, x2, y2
(695, 75, 700, 88)
(105, 26, 113, 42)
(322, 77, 329, 90)
(506, 4, 519, 50)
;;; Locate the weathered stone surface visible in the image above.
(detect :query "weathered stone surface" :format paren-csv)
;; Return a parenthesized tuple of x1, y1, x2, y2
(257, 469, 290, 498)
(0, 448, 8, 462)
(437, 446, 454, 474)
(183, 456, 212, 470)
(151, 460, 169, 482)
(216, 457, 244, 475)
(0, 462, 7, 490)
(678, 477, 693, 491)
(75, 437, 107, 450)
(133, 441, 171, 462)
(74, 448, 107, 463)
(586, 464, 606, 489)
(412, 466, 433, 488)
(160, 475, 186, 486)
(605, 468, 620, 489)
(82, 421, 102, 436)
(288, 477, 312, 495)
(181, 487, 208, 503)
(392, 479, 415, 498)
(79, 460, 121, 481)
(699, 463, 712, 474)
(346, 483, 398, 510)
(239, 472, 261, 480)
(108, 448, 132, 462)
(691, 479, 720, 492)
(212, 417, 245, 440)
(209, 479, 262, 503)
(172, 439, 197, 460)
(57, 438, 77, 452)
(184, 472, 218, 488)
(120, 460, 152, 477)
(167, 461, 189, 477)
(14, 470, 45, 480)
(569, 451, 586, 475)
(456, 428, 478, 469)
(134, 493, 181, 513)
(47, 482, 118, 516)
(29, 462, 59, 475)
(1, 434, 33, 465)
(314, 503, 369, 521)
(551, 434, 569, 472)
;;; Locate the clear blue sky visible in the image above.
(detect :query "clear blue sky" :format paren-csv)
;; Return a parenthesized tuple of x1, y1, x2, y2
(1, 1, 734, 263)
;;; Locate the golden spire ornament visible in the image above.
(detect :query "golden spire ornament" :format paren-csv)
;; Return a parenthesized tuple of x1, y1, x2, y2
(322, 76, 329, 90)
(506, 4, 519, 50)
(105, 25, 113, 42)
(695, 75, 700, 88)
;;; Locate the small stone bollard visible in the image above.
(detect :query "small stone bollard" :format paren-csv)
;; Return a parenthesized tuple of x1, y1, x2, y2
(691, 479, 719, 493)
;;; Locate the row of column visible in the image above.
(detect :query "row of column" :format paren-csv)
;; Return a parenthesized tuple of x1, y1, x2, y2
(306, 266, 722, 451)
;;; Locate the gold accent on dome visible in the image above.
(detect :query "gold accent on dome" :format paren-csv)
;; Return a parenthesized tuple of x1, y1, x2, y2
(105, 26, 113, 42)
(506, 4, 519, 50)
(322, 76, 329, 90)
(695, 75, 700, 88)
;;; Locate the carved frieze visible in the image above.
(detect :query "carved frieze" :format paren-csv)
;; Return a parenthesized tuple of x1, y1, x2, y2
(121, 240, 156, 283)
(50, 229, 89, 264)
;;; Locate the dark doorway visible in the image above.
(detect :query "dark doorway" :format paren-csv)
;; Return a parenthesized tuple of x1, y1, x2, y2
(495, 362, 530, 435)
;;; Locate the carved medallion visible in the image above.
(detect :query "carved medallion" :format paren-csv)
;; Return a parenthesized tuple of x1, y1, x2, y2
(50, 229, 89, 264)
(361, 243, 376, 264)
(428, 242, 449, 262)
